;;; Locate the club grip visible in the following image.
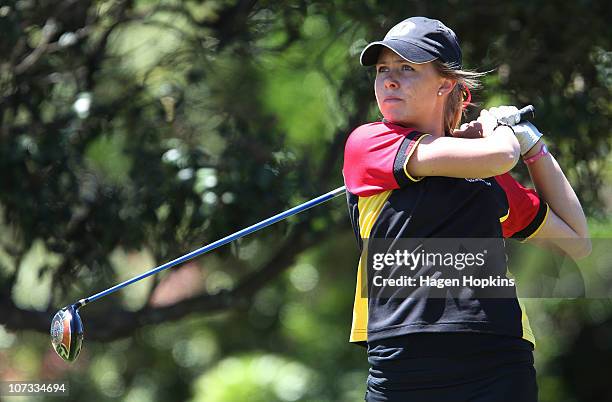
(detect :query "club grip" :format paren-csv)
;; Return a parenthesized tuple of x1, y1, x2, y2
(518, 105, 535, 123)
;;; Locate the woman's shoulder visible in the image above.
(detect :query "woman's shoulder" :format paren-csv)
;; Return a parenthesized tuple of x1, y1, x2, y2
(344, 122, 425, 171)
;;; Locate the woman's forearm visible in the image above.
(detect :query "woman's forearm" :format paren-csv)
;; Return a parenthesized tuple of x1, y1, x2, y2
(408, 126, 520, 179)
(523, 139, 590, 238)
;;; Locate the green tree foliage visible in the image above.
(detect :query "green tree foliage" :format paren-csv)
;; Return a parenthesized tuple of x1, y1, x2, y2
(0, 1, 610, 401)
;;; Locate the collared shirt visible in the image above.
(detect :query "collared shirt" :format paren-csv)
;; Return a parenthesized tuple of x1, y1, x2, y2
(342, 121, 549, 346)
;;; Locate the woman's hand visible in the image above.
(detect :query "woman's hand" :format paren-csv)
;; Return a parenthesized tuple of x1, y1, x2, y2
(451, 109, 499, 138)
(477, 109, 499, 137)
(452, 121, 483, 138)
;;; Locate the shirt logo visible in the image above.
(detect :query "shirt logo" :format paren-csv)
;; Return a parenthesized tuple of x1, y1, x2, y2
(465, 178, 491, 186)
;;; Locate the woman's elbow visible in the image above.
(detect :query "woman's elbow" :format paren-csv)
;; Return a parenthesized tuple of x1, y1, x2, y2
(502, 144, 520, 170)
(573, 238, 592, 260)
(489, 145, 520, 176)
(489, 127, 521, 174)
(561, 237, 592, 260)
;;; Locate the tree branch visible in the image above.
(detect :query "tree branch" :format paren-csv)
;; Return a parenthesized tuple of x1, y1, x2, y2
(14, 19, 59, 75)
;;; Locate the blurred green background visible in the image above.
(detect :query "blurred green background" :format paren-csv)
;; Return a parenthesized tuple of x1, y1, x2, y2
(0, 0, 611, 401)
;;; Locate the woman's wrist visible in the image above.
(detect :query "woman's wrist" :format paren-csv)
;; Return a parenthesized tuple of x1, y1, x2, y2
(491, 124, 513, 137)
(522, 139, 544, 159)
(523, 142, 548, 165)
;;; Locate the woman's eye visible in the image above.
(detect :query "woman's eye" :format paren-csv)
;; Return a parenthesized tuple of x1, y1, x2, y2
(376, 65, 413, 73)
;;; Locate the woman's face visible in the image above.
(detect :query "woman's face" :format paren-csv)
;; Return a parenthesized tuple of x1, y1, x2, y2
(375, 47, 444, 128)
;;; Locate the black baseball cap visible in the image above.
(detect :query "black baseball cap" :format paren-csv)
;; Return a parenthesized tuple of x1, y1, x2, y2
(360, 17, 462, 69)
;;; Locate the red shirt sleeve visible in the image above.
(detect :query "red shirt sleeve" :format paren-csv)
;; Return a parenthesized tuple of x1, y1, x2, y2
(342, 122, 428, 196)
(494, 172, 549, 240)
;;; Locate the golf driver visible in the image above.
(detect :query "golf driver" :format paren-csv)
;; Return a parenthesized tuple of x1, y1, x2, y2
(50, 105, 536, 362)
(50, 186, 347, 362)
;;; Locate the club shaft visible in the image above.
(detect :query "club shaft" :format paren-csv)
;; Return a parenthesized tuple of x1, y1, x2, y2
(77, 186, 347, 307)
(76, 106, 537, 308)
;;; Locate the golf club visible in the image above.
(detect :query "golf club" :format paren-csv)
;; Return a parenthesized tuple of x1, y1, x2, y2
(50, 186, 346, 362)
(50, 105, 536, 362)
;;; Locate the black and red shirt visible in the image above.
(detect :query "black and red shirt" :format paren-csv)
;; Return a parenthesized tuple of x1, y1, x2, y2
(342, 121, 549, 346)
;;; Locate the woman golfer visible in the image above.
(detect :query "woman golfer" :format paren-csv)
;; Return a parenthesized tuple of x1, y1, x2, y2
(342, 16, 591, 402)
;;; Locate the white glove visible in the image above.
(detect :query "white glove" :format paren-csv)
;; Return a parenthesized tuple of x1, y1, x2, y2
(512, 122, 543, 156)
(488, 106, 543, 155)
(488, 106, 522, 125)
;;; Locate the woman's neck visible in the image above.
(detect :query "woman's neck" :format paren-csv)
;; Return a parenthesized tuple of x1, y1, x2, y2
(415, 120, 445, 138)
(384, 118, 445, 137)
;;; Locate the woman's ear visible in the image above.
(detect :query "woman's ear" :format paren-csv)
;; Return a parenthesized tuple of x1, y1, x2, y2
(438, 78, 456, 96)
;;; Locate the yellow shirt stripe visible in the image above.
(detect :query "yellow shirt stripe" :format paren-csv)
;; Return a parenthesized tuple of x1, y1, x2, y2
(350, 191, 392, 343)
(402, 134, 431, 182)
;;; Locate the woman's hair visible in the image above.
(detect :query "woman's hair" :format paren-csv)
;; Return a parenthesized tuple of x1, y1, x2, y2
(432, 61, 487, 135)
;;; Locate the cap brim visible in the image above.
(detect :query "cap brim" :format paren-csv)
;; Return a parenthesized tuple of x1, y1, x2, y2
(360, 39, 437, 66)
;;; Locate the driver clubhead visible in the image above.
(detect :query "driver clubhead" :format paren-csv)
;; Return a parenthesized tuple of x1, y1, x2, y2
(50, 304, 84, 362)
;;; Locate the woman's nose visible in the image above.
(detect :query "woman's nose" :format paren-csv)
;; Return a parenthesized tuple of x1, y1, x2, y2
(384, 75, 399, 89)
